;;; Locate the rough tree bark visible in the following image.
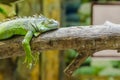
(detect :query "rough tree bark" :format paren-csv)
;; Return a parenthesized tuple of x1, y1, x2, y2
(0, 25, 120, 76)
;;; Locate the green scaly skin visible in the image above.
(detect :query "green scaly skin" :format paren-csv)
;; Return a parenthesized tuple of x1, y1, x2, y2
(0, 15, 59, 68)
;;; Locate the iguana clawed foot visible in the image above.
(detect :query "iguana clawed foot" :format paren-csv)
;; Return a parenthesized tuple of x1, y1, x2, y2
(24, 54, 34, 69)
(24, 52, 40, 69)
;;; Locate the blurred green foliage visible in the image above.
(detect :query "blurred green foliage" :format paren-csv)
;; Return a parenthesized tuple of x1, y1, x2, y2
(0, 0, 17, 16)
(99, 67, 120, 76)
(64, 49, 78, 65)
(0, 0, 22, 5)
(73, 59, 120, 77)
(0, 7, 7, 16)
(78, 2, 91, 25)
(0, 3, 16, 20)
(73, 66, 98, 76)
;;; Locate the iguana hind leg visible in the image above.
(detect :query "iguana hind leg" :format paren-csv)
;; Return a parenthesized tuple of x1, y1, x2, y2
(22, 31, 34, 68)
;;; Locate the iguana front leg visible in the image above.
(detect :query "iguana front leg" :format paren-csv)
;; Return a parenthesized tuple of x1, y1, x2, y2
(22, 31, 34, 68)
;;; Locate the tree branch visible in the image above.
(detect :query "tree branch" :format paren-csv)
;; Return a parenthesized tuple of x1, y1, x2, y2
(0, 25, 120, 58)
(0, 25, 120, 76)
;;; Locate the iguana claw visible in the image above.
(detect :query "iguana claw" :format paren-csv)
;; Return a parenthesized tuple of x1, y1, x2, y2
(24, 54, 34, 69)
(24, 52, 40, 69)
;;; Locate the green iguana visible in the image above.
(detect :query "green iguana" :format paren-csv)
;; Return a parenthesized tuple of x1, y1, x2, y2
(0, 15, 59, 68)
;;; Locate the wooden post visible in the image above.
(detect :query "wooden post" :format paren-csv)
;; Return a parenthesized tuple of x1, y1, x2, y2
(41, 0, 61, 80)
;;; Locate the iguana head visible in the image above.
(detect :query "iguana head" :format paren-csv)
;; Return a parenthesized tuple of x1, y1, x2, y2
(35, 17, 59, 32)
